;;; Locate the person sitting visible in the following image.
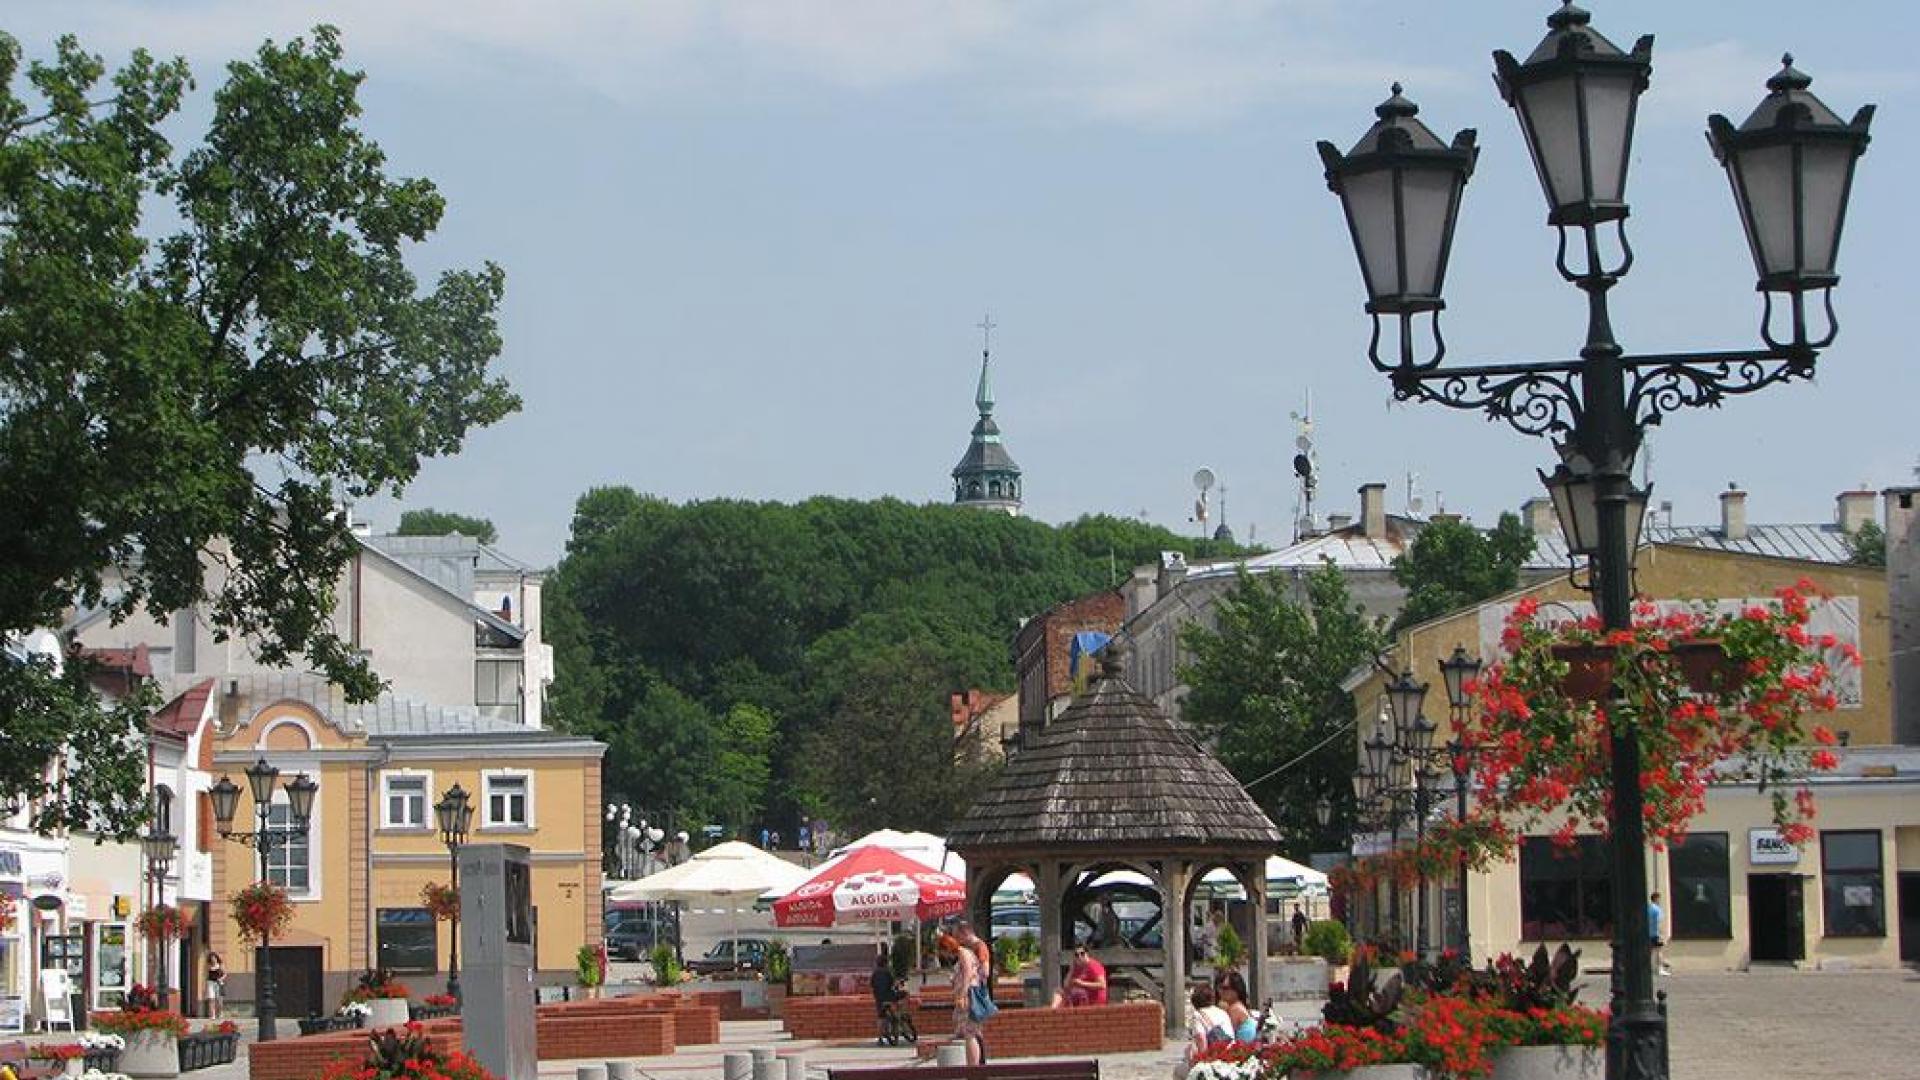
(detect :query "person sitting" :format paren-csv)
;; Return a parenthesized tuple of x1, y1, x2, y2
(1215, 969, 1257, 1042)
(1176, 984, 1235, 1079)
(1048, 944, 1109, 1007)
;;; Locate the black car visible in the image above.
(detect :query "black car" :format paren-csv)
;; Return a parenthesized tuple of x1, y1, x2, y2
(687, 937, 772, 974)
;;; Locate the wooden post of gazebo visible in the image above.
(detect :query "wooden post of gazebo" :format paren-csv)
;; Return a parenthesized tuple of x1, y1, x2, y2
(1160, 860, 1189, 1033)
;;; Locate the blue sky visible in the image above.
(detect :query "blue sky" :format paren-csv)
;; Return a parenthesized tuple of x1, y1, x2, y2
(14, 1, 1918, 564)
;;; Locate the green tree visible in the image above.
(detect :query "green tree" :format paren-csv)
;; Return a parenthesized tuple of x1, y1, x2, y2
(396, 508, 498, 544)
(0, 650, 158, 837)
(1178, 564, 1386, 859)
(0, 28, 517, 831)
(708, 703, 776, 836)
(1390, 513, 1537, 631)
(1847, 520, 1886, 567)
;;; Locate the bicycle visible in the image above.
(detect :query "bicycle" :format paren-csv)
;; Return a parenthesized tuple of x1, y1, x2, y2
(877, 994, 918, 1046)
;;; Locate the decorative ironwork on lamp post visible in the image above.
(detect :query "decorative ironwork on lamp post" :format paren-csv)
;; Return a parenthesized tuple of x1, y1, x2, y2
(434, 783, 473, 1004)
(1438, 645, 1484, 959)
(1316, 5, 1873, 1077)
(209, 759, 317, 1043)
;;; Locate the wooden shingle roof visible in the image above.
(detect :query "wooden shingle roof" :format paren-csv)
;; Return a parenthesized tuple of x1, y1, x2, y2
(948, 650, 1282, 854)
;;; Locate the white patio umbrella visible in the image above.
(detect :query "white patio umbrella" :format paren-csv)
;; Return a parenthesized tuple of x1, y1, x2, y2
(608, 841, 810, 964)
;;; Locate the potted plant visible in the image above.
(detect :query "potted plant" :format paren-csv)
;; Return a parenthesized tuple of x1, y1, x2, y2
(575, 943, 606, 999)
(421, 882, 460, 923)
(79, 1030, 126, 1074)
(648, 943, 683, 987)
(28, 1042, 88, 1078)
(229, 881, 295, 948)
(414, 992, 458, 1021)
(317, 1022, 501, 1080)
(90, 985, 187, 1078)
(1472, 946, 1604, 1080)
(134, 905, 190, 946)
(762, 941, 791, 1015)
(343, 969, 412, 1028)
(1303, 919, 1353, 986)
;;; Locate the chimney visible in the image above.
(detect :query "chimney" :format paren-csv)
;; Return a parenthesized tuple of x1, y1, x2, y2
(1157, 551, 1189, 594)
(1359, 482, 1387, 539)
(1836, 489, 1877, 534)
(1326, 513, 1354, 532)
(1125, 566, 1158, 618)
(1719, 487, 1748, 541)
(1521, 496, 1558, 537)
(1885, 487, 1919, 744)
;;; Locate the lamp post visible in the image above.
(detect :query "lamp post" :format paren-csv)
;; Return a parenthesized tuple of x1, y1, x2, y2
(1317, 6, 1872, 1076)
(434, 784, 473, 1004)
(141, 826, 177, 1008)
(209, 759, 317, 1043)
(1439, 645, 1484, 959)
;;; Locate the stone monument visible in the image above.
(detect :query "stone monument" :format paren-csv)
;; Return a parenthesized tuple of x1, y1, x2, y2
(460, 843, 537, 1080)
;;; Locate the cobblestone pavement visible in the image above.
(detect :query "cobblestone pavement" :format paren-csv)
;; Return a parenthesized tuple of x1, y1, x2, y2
(29, 967, 1914, 1078)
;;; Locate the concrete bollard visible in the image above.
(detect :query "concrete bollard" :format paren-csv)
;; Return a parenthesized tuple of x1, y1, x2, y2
(752, 1059, 783, 1080)
(723, 1052, 754, 1080)
(784, 1054, 808, 1080)
(607, 1064, 636, 1080)
(936, 1042, 967, 1066)
(575, 1067, 607, 1080)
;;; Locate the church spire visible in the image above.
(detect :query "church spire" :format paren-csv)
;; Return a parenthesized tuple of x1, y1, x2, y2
(951, 313, 1022, 515)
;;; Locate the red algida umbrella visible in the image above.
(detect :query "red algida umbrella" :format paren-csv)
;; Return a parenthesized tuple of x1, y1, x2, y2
(772, 845, 967, 928)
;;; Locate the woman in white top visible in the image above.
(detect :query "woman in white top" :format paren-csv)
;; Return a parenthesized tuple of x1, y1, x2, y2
(1177, 983, 1235, 1079)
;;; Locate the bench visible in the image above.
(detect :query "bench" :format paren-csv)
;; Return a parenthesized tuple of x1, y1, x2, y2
(828, 1062, 1099, 1080)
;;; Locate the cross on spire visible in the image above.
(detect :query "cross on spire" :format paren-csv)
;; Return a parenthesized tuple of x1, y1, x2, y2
(976, 312, 997, 357)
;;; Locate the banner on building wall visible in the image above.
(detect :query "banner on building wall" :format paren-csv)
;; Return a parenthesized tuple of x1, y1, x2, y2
(1477, 596, 1863, 709)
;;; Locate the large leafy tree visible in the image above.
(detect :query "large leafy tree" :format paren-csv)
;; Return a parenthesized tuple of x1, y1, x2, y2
(1179, 563, 1386, 859)
(396, 508, 498, 545)
(0, 28, 517, 832)
(1390, 513, 1536, 632)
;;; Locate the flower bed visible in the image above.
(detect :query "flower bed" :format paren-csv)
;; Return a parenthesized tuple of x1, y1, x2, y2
(177, 1030, 240, 1072)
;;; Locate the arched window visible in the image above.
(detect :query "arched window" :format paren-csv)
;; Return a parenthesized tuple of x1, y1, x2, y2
(968, 481, 982, 498)
(989, 480, 1002, 498)
(153, 785, 175, 835)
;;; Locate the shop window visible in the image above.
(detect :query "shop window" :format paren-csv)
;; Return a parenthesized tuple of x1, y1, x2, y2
(1519, 835, 1613, 940)
(1669, 832, 1731, 939)
(1820, 830, 1885, 937)
(376, 909, 437, 973)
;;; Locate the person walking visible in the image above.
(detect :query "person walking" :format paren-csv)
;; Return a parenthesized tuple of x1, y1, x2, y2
(950, 922, 989, 1065)
(204, 952, 225, 1020)
(1291, 905, 1310, 949)
(1648, 892, 1670, 975)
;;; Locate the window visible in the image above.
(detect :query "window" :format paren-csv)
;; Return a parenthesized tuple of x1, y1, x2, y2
(1669, 832, 1731, 939)
(476, 660, 522, 708)
(264, 803, 311, 893)
(152, 785, 174, 836)
(484, 772, 530, 829)
(1820, 830, 1885, 937)
(1519, 835, 1613, 940)
(382, 773, 428, 829)
(376, 909, 437, 973)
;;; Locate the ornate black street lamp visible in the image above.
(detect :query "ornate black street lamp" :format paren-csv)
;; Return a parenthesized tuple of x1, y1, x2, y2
(434, 784, 473, 1004)
(1438, 646, 1484, 957)
(1317, 5, 1872, 1077)
(141, 826, 177, 1007)
(209, 759, 317, 1043)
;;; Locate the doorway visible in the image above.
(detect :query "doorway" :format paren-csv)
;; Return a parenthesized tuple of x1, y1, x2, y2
(258, 946, 324, 1020)
(1747, 874, 1805, 963)
(1899, 873, 1919, 964)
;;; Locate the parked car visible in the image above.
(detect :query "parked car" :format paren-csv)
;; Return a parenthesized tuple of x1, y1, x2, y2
(688, 937, 772, 974)
(990, 905, 1041, 941)
(605, 918, 675, 960)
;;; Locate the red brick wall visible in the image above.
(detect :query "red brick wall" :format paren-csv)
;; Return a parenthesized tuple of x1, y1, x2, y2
(1014, 589, 1125, 733)
(537, 1013, 674, 1059)
(982, 1001, 1163, 1058)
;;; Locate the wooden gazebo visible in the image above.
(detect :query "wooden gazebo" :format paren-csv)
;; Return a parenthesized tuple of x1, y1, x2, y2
(949, 644, 1284, 1035)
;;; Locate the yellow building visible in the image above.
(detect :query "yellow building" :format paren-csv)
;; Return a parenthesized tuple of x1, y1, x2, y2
(201, 675, 604, 1017)
(1349, 542, 1919, 970)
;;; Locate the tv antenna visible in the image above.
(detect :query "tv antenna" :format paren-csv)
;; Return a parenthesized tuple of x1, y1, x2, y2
(1290, 392, 1319, 541)
(1192, 468, 1215, 538)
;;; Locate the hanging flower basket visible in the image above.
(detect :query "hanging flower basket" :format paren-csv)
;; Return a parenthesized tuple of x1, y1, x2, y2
(1550, 638, 1745, 702)
(0, 890, 16, 932)
(230, 881, 295, 944)
(421, 881, 460, 922)
(136, 904, 192, 942)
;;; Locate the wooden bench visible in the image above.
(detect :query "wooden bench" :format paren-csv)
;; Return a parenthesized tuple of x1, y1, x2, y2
(828, 1062, 1099, 1080)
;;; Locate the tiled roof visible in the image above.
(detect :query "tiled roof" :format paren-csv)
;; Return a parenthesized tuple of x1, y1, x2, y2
(151, 678, 215, 737)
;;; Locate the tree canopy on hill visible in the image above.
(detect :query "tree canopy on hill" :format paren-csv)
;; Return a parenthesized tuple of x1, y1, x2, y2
(396, 508, 499, 545)
(546, 490, 1255, 836)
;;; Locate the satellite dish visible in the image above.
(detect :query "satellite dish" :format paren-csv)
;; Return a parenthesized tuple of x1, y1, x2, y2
(1193, 468, 1216, 493)
(1295, 435, 1313, 452)
(1293, 453, 1313, 479)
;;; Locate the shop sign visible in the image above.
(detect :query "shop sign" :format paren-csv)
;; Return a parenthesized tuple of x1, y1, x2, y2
(64, 894, 87, 919)
(1749, 828, 1799, 865)
(0, 849, 21, 876)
